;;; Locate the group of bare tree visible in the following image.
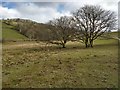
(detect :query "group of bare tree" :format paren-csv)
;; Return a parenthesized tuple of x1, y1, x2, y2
(47, 5, 116, 48)
(5, 5, 116, 48)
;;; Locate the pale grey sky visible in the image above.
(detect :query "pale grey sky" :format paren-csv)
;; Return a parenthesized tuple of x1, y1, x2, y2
(0, 0, 119, 23)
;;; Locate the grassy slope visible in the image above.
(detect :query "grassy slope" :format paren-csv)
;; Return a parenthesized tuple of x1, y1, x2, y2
(2, 38, 118, 88)
(2, 23, 27, 40)
(0, 23, 1, 39)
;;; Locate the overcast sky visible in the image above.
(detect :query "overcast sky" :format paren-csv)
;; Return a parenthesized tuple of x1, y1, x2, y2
(0, 0, 119, 23)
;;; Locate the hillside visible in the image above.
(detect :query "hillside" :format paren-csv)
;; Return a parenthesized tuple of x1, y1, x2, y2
(0, 20, 2, 39)
(2, 19, 51, 41)
(3, 36, 118, 88)
(1, 18, 118, 41)
(2, 19, 118, 88)
(2, 22, 28, 41)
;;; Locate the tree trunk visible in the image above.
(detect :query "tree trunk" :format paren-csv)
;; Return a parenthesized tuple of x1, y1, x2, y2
(85, 38, 88, 48)
(62, 40, 67, 48)
(90, 40, 93, 48)
(85, 43, 88, 48)
(62, 43, 66, 48)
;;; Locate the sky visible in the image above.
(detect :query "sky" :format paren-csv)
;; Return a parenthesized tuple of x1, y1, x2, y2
(0, 0, 120, 23)
(119, 1, 120, 29)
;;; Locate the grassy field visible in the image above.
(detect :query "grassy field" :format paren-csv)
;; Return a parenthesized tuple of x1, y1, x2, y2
(2, 38, 118, 88)
(2, 23, 27, 40)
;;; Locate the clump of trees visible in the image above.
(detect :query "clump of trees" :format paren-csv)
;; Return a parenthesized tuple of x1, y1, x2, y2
(4, 5, 116, 48)
(47, 5, 116, 48)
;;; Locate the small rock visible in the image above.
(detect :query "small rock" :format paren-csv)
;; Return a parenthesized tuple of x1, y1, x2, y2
(15, 84, 19, 86)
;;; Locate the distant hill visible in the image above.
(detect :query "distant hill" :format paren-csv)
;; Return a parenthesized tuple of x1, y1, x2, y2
(2, 18, 51, 41)
(2, 22, 28, 41)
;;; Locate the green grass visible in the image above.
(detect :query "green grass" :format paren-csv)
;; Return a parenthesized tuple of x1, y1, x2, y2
(0, 21, 2, 38)
(2, 39, 118, 88)
(110, 32, 118, 37)
(2, 23, 27, 40)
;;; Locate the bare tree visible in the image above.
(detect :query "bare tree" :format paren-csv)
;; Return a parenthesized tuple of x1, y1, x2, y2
(48, 16, 74, 48)
(26, 23, 36, 40)
(17, 21, 37, 40)
(72, 5, 116, 48)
